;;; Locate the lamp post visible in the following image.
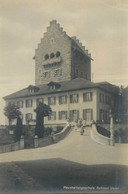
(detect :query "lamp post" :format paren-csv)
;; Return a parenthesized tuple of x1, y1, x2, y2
(109, 109, 115, 146)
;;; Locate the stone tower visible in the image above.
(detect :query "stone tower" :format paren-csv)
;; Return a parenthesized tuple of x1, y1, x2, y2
(34, 20, 92, 86)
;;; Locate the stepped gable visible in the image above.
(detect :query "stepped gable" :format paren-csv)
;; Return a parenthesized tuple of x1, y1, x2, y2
(35, 20, 92, 60)
(36, 20, 70, 50)
(71, 36, 92, 60)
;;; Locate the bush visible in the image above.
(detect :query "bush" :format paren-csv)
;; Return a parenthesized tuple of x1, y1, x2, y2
(97, 125, 110, 138)
(44, 127, 52, 137)
(55, 126, 64, 134)
(114, 128, 128, 143)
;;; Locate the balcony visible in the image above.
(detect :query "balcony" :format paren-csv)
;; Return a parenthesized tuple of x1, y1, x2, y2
(43, 56, 62, 69)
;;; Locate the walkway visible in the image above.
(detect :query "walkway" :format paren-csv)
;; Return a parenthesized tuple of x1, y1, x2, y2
(0, 127, 128, 165)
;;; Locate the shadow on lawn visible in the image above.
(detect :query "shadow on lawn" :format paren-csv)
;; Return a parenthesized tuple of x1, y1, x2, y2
(0, 158, 128, 193)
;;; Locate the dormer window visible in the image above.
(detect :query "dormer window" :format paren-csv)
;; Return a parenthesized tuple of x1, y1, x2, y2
(28, 85, 39, 93)
(49, 85, 56, 90)
(47, 81, 61, 90)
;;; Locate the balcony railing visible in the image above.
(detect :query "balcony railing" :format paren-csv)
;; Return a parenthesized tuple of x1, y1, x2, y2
(43, 56, 62, 69)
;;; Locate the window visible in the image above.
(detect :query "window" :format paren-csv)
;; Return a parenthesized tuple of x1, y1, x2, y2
(59, 95, 67, 104)
(100, 93, 104, 103)
(44, 54, 49, 60)
(48, 96, 56, 105)
(26, 99, 33, 108)
(48, 112, 56, 120)
(70, 94, 79, 103)
(59, 111, 67, 120)
(36, 98, 44, 106)
(105, 96, 111, 105)
(43, 72, 50, 78)
(50, 52, 55, 58)
(83, 109, 93, 121)
(83, 92, 93, 102)
(56, 51, 60, 57)
(25, 113, 32, 123)
(17, 101, 23, 108)
(54, 69, 62, 77)
(50, 38, 54, 44)
(104, 111, 109, 122)
(70, 110, 79, 121)
(100, 109, 104, 121)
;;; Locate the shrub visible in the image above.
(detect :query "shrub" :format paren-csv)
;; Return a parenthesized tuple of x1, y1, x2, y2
(114, 127, 128, 143)
(44, 127, 52, 137)
(97, 125, 110, 138)
(55, 126, 64, 134)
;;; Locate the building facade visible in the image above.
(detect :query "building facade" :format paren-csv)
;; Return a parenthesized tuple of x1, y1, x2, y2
(3, 20, 119, 126)
(34, 20, 92, 85)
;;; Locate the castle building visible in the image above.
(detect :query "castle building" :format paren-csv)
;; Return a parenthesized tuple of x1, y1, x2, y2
(3, 20, 119, 126)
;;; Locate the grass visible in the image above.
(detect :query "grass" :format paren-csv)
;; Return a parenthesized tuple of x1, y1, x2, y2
(0, 158, 127, 193)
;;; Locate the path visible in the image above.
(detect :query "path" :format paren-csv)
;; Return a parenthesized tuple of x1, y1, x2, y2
(0, 127, 128, 165)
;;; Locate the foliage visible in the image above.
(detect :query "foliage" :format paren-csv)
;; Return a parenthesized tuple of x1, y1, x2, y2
(55, 126, 64, 134)
(97, 125, 110, 138)
(114, 127, 128, 143)
(34, 102, 52, 138)
(4, 103, 21, 126)
(44, 127, 52, 136)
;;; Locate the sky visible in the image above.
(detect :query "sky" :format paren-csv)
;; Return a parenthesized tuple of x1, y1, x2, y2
(0, 0, 128, 124)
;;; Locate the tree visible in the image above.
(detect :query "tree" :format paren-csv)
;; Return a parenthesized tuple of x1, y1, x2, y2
(14, 116, 23, 141)
(34, 102, 52, 138)
(4, 103, 21, 126)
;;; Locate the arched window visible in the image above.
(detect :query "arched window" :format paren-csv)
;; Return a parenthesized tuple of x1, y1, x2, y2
(56, 51, 60, 57)
(50, 53, 55, 58)
(44, 54, 49, 60)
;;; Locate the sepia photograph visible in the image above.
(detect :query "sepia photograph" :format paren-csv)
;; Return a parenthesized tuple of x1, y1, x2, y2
(0, 0, 128, 193)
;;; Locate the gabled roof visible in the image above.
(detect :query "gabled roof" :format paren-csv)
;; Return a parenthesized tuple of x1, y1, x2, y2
(3, 78, 119, 100)
(95, 81, 120, 94)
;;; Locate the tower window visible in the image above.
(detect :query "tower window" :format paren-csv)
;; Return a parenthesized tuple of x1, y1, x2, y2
(43, 72, 50, 78)
(50, 38, 54, 44)
(56, 51, 60, 57)
(44, 54, 49, 60)
(54, 69, 62, 77)
(50, 53, 55, 58)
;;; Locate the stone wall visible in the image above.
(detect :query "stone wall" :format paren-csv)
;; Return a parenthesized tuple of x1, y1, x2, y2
(35, 123, 71, 148)
(71, 41, 91, 81)
(35, 20, 71, 85)
(0, 136, 24, 153)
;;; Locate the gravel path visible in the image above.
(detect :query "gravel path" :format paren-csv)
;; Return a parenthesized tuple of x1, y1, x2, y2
(0, 128, 128, 166)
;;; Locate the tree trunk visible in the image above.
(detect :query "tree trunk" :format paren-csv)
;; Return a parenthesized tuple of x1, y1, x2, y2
(35, 114, 44, 138)
(9, 119, 12, 126)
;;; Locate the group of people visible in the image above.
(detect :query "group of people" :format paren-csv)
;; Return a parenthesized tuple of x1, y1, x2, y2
(75, 119, 86, 135)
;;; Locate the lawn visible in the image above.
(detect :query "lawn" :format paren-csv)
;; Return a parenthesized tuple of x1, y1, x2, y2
(0, 158, 127, 193)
